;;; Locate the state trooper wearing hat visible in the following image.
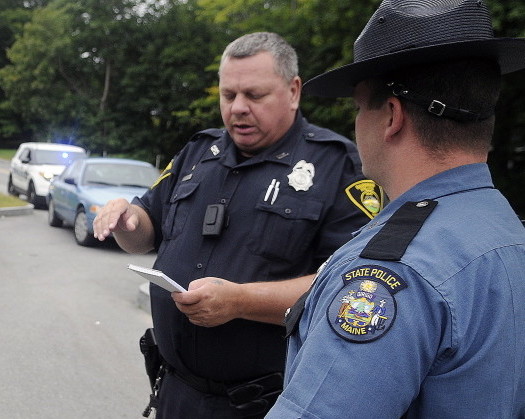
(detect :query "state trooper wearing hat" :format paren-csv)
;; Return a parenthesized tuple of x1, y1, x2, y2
(267, 0, 525, 417)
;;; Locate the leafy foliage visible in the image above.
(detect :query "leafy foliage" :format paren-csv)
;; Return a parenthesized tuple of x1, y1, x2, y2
(0, 0, 523, 215)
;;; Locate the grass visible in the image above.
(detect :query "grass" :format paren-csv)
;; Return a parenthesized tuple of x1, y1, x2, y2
(0, 193, 28, 208)
(0, 149, 16, 160)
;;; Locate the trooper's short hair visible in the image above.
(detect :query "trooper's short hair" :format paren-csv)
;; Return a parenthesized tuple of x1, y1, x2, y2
(364, 58, 501, 155)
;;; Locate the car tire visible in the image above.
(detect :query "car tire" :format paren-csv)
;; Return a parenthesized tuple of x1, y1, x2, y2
(27, 181, 37, 206)
(47, 198, 63, 227)
(7, 175, 19, 196)
(74, 207, 97, 246)
(27, 181, 47, 209)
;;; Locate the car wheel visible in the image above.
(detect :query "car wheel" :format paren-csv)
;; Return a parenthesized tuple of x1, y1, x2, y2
(27, 181, 37, 205)
(74, 207, 97, 246)
(47, 198, 63, 227)
(7, 175, 19, 196)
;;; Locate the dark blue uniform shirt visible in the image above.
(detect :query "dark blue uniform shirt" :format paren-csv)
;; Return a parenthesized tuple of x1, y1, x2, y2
(134, 114, 381, 382)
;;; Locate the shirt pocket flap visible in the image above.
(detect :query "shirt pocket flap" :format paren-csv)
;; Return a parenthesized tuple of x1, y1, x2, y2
(255, 195, 323, 221)
(170, 181, 199, 203)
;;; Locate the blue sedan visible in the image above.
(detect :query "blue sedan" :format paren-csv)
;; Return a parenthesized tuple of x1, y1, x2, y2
(47, 157, 159, 246)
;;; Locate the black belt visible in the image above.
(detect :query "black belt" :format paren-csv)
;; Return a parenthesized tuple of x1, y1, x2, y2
(164, 362, 283, 416)
(164, 362, 232, 396)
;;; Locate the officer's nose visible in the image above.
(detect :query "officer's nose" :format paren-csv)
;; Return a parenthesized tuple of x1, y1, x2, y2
(230, 95, 250, 115)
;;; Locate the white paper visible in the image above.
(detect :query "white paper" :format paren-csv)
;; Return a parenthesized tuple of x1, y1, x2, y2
(127, 264, 186, 293)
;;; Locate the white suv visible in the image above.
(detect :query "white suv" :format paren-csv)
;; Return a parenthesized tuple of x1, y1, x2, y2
(8, 142, 87, 208)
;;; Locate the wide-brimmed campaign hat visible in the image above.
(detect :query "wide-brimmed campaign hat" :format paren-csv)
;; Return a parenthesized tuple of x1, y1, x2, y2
(303, 0, 525, 97)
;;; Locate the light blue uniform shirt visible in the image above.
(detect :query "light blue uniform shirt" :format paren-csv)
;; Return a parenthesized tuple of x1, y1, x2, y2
(267, 163, 525, 418)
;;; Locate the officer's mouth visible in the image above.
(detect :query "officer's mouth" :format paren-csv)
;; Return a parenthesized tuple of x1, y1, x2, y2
(232, 124, 256, 135)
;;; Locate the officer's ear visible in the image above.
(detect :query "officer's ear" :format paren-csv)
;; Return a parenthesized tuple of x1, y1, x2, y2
(290, 76, 302, 111)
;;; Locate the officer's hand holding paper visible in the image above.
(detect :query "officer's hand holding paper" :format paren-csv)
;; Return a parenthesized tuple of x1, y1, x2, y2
(128, 264, 186, 293)
(172, 276, 242, 327)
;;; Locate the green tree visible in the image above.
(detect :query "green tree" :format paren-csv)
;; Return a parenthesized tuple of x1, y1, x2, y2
(0, 4, 37, 141)
(0, 0, 522, 215)
(0, 0, 151, 151)
(487, 0, 525, 217)
(0, 3, 78, 143)
(108, 0, 226, 164)
(56, 0, 147, 152)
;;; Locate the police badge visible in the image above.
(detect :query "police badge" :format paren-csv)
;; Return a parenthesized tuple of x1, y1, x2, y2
(287, 160, 315, 191)
(327, 265, 407, 343)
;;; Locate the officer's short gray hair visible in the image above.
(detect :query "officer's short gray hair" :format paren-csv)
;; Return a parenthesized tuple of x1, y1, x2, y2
(219, 32, 298, 83)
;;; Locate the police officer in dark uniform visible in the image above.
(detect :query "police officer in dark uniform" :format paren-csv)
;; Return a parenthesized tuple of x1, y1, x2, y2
(93, 32, 382, 418)
(266, 2, 525, 418)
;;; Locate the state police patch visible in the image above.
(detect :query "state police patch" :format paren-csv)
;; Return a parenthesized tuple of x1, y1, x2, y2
(327, 265, 407, 343)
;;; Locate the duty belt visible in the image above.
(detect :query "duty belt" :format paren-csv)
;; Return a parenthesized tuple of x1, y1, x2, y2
(164, 362, 231, 396)
(164, 362, 284, 416)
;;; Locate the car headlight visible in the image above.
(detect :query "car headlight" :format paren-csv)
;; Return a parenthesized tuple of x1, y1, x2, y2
(89, 205, 102, 214)
(39, 171, 55, 181)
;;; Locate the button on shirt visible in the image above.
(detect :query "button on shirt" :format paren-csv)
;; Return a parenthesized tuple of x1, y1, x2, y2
(133, 114, 373, 382)
(267, 163, 525, 418)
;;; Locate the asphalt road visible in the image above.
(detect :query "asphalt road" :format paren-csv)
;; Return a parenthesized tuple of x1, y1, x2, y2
(0, 158, 158, 418)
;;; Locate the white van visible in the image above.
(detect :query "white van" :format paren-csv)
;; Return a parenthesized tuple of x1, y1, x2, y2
(8, 142, 87, 208)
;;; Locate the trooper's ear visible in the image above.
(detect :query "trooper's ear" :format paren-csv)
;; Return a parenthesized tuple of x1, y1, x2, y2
(384, 96, 405, 142)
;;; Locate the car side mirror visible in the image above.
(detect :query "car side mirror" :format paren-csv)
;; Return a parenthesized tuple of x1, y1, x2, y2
(21, 158, 30, 164)
(64, 177, 76, 185)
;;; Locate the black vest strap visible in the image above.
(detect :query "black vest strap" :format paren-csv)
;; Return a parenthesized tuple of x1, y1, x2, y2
(284, 289, 311, 338)
(360, 200, 438, 261)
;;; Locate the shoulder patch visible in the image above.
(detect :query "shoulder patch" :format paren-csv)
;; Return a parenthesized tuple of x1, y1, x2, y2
(345, 180, 384, 219)
(327, 265, 406, 343)
(150, 160, 173, 189)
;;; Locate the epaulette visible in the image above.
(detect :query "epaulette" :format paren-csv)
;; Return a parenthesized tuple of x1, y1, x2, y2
(188, 128, 225, 143)
(304, 123, 357, 154)
(360, 200, 438, 261)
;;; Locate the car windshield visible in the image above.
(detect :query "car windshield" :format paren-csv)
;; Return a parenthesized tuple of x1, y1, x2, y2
(82, 162, 159, 188)
(32, 149, 86, 165)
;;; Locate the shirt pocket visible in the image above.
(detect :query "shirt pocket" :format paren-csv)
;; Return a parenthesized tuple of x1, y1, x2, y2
(162, 181, 200, 239)
(247, 194, 324, 262)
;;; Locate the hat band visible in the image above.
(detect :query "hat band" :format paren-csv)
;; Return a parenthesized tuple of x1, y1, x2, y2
(388, 82, 494, 122)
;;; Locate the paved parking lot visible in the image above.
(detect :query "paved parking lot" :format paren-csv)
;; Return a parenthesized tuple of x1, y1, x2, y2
(1, 159, 157, 418)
